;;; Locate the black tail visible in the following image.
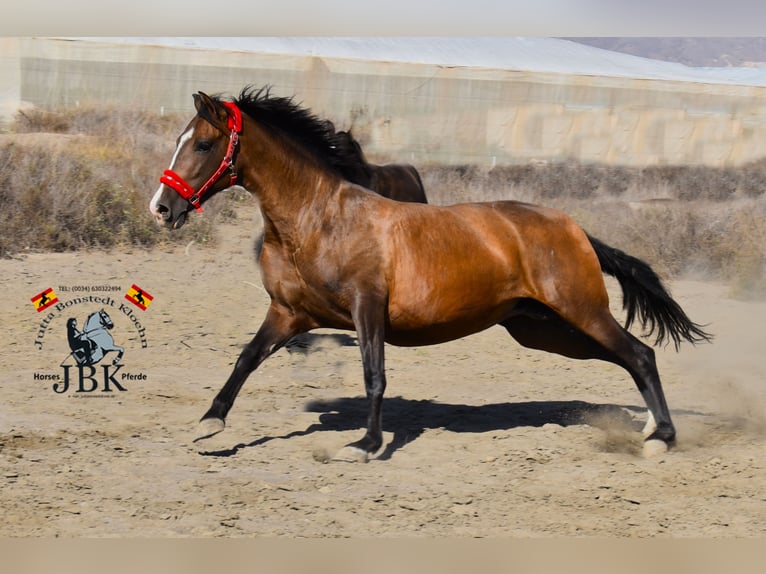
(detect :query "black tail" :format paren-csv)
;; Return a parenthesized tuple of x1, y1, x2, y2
(587, 234, 712, 350)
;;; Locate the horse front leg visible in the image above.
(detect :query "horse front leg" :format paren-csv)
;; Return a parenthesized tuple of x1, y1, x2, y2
(111, 346, 125, 366)
(332, 295, 387, 463)
(194, 303, 302, 442)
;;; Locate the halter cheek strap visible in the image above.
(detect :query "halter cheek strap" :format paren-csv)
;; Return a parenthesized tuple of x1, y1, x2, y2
(159, 101, 243, 212)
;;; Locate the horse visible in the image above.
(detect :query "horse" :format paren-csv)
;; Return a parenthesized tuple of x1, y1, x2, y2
(252, 125, 427, 260)
(66, 309, 124, 366)
(150, 86, 711, 461)
(331, 130, 427, 204)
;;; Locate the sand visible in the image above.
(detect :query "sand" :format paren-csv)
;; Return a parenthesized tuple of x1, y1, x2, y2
(2, 203, 764, 537)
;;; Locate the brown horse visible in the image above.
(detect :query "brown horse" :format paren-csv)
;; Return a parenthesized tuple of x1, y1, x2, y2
(150, 86, 711, 461)
(331, 130, 427, 203)
(253, 126, 426, 259)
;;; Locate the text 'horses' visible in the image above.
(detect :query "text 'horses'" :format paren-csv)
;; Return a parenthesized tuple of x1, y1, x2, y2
(150, 86, 711, 461)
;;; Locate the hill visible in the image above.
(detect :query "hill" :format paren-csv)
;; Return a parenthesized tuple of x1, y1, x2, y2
(567, 37, 766, 67)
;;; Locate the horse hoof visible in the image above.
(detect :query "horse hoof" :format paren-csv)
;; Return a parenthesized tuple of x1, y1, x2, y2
(642, 438, 669, 458)
(331, 446, 370, 463)
(193, 417, 225, 442)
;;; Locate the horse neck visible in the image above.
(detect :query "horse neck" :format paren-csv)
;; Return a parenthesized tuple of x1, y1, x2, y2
(238, 121, 341, 240)
(347, 161, 374, 188)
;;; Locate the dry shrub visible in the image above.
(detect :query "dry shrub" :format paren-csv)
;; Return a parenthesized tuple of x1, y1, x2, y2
(531, 162, 603, 200)
(4, 105, 766, 300)
(739, 158, 766, 199)
(0, 107, 241, 257)
(583, 200, 766, 294)
(486, 163, 634, 200)
(419, 165, 486, 205)
(635, 165, 741, 201)
(13, 108, 71, 133)
(711, 208, 766, 299)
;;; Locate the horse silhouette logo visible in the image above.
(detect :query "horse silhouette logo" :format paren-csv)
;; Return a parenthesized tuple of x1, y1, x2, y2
(124, 284, 154, 311)
(65, 309, 125, 366)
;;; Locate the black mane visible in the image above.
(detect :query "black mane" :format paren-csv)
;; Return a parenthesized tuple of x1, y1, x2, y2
(229, 86, 367, 180)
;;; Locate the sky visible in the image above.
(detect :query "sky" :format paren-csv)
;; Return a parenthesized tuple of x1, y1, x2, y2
(3, 1, 766, 36)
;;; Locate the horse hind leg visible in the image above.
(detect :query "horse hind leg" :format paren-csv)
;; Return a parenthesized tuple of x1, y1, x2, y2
(604, 328, 676, 457)
(501, 304, 675, 456)
(329, 293, 388, 463)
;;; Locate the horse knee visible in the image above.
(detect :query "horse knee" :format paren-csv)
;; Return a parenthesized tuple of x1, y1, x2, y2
(234, 344, 263, 372)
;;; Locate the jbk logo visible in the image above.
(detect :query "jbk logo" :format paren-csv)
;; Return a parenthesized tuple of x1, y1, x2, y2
(54, 364, 127, 394)
(30, 283, 153, 397)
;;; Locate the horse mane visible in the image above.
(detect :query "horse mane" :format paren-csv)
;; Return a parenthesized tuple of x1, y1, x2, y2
(228, 85, 368, 180)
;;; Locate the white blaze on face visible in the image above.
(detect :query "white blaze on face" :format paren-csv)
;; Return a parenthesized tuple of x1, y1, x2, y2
(149, 126, 195, 220)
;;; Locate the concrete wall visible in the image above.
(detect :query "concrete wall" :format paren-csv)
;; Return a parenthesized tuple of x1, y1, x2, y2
(0, 39, 21, 122)
(3, 37, 766, 167)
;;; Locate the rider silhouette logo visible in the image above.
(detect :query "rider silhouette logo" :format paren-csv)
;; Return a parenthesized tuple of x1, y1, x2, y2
(65, 309, 124, 367)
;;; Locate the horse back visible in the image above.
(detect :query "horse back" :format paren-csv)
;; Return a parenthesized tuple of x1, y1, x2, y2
(380, 200, 607, 341)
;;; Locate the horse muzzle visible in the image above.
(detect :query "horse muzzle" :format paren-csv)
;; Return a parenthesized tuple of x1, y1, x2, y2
(158, 207, 188, 230)
(171, 211, 188, 229)
(150, 189, 189, 229)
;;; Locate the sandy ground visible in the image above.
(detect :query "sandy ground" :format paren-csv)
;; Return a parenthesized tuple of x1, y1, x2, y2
(1, 203, 764, 538)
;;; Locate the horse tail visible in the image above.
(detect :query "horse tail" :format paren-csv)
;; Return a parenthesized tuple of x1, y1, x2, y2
(586, 234, 712, 350)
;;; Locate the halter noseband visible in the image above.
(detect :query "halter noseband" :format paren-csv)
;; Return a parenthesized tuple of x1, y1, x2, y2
(159, 101, 242, 212)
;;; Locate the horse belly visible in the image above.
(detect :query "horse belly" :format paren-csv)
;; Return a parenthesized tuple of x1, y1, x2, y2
(385, 323, 509, 347)
(386, 269, 522, 346)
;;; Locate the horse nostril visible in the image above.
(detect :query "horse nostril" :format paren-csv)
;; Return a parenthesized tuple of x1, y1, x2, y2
(156, 203, 170, 221)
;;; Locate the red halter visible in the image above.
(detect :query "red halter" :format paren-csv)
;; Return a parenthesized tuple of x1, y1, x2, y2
(159, 101, 242, 212)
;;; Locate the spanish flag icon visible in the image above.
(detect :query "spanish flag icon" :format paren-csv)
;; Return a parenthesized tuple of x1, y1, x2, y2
(31, 288, 58, 312)
(124, 284, 154, 311)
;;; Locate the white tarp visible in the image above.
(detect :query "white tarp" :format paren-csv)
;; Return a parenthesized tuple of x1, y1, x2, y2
(75, 36, 766, 87)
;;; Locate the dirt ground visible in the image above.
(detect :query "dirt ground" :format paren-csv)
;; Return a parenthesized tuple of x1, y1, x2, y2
(1, 203, 764, 538)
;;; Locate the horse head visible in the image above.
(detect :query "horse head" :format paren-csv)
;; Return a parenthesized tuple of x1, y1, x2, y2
(99, 309, 114, 330)
(150, 92, 242, 229)
(86, 309, 114, 331)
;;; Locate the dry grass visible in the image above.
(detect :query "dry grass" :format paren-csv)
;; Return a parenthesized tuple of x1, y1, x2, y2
(0, 106, 244, 256)
(3, 106, 765, 299)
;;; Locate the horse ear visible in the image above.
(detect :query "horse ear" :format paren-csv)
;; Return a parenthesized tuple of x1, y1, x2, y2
(194, 92, 217, 116)
(193, 92, 229, 132)
(193, 92, 212, 111)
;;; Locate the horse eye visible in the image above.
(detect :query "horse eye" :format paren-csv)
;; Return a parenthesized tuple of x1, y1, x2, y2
(195, 140, 213, 153)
